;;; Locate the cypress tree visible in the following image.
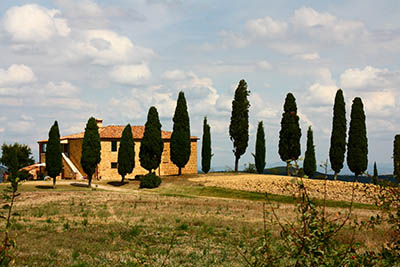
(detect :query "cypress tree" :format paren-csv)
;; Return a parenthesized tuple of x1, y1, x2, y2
(170, 91, 191, 175)
(278, 93, 301, 176)
(201, 117, 212, 174)
(347, 97, 368, 181)
(303, 126, 316, 177)
(139, 106, 164, 173)
(229, 79, 250, 172)
(393, 135, 400, 183)
(118, 124, 135, 183)
(329, 89, 347, 180)
(373, 161, 378, 185)
(46, 121, 62, 189)
(81, 117, 101, 187)
(252, 121, 266, 174)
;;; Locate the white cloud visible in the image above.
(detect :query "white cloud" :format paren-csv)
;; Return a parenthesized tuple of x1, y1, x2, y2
(245, 16, 288, 38)
(44, 81, 80, 97)
(256, 60, 272, 71)
(109, 63, 151, 84)
(339, 66, 399, 90)
(75, 30, 155, 65)
(0, 64, 36, 86)
(363, 90, 395, 115)
(7, 120, 33, 133)
(3, 4, 70, 42)
(291, 7, 336, 28)
(295, 52, 320, 61)
(218, 30, 249, 48)
(162, 69, 188, 80)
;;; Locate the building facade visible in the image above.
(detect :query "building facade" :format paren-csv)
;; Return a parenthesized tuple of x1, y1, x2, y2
(38, 119, 198, 180)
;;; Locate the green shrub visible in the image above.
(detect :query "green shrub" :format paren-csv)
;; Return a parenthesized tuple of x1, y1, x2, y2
(139, 172, 161, 189)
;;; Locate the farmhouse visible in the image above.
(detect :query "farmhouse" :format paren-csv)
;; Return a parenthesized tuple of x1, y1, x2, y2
(38, 119, 198, 180)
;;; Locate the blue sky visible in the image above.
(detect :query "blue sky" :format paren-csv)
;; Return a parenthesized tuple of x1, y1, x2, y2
(0, 0, 399, 174)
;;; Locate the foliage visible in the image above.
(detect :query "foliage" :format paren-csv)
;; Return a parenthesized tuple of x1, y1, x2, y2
(329, 89, 347, 180)
(243, 163, 257, 173)
(229, 79, 250, 172)
(347, 97, 368, 179)
(201, 117, 212, 174)
(0, 143, 34, 173)
(170, 91, 191, 175)
(252, 121, 266, 174)
(139, 172, 162, 189)
(118, 124, 135, 183)
(17, 169, 32, 181)
(278, 93, 301, 176)
(139, 107, 164, 173)
(303, 126, 316, 177)
(0, 173, 21, 265)
(46, 121, 62, 189)
(373, 162, 378, 185)
(81, 117, 101, 187)
(393, 135, 400, 183)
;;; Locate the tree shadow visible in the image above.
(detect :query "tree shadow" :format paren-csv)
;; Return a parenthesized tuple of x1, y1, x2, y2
(35, 185, 54, 189)
(107, 181, 128, 187)
(70, 182, 90, 188)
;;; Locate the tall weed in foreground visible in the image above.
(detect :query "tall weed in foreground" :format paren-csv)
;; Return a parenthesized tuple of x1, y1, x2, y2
(239, 176, 400, 266)
(0, 175, 21, 265)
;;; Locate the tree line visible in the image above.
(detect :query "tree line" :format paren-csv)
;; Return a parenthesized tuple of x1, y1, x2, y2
(1, 79, 400, 185)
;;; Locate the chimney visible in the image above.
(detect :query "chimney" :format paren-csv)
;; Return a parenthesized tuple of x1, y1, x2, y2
(96, 118, 103, 128)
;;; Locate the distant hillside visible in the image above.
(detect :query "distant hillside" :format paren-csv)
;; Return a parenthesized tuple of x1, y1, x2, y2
(264, 166, 398, 184)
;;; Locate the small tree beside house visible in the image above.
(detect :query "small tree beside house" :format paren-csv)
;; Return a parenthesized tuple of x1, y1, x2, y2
(81, 117, 101, 187)
(229, 79, 250, 172)
(347, 97, 368, 181)
(253, 121, 266, 174)
(201, 117, 212, 174)
(45, 121, 62, 189)
(170, 91, 191, 175)
(118, 124, 135, 183)
(139, 106, 164, 174)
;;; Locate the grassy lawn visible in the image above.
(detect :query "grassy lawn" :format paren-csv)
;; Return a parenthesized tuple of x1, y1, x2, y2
(0, 174, 391, 266)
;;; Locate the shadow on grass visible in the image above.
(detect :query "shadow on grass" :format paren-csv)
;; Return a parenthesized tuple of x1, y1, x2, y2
(35, 185, 54, 189)
(107, 181, 128, 187)
(71, 182, 90, 188)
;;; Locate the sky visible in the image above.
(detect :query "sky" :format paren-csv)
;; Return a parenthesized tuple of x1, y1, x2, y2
(0, 0, 399, 174)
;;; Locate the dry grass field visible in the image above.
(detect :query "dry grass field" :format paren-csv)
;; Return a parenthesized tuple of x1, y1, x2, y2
(0, 173, 394, 266)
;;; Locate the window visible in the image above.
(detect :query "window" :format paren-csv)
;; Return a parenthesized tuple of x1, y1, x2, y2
(111, 141, 117, 152)
(111, 162, 118, 168)
(41, 143, 47, 153)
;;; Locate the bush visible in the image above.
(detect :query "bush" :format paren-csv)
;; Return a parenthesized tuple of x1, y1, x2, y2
(139, 172, 161, 189)
(17, 169, 33, 180)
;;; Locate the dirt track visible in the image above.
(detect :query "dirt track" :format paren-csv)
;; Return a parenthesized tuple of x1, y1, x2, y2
(190, 174, 379, 204)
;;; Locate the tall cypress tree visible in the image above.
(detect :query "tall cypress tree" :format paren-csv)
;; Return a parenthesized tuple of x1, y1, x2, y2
(329, 89, 347, 180)
(303, 126, 316, 178)
(229, 79, 250, 172)
(118, 124, 135, 183)
(170, 91, 191, 175)
(393, 135, 400, 183)
(139, 106, 164, 173)
(201, 117, 212, 174)
(81, 117, 101, 187)
(278, 93, 301, 176)
(46, 121, 62, 189)
(252, 121, 266, 174)
(373, 161, 378, 185)
(347, 97, 368, 181)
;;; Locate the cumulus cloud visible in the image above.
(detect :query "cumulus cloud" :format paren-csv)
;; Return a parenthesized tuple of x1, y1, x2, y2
(294, 52, 320, 61)
(3, 4, 70, 42)
(0, 64, 36, 86)
(75, 30, 155, 65)
(109, 63, 151, 84)
(339, 66, 400, 90)
(162, 69, 188, 80)
(245, 16, 288, 38)
(44, 81, 80, 97)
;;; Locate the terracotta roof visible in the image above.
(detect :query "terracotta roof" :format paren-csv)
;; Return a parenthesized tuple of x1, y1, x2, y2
(38, 125, 198, 143)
